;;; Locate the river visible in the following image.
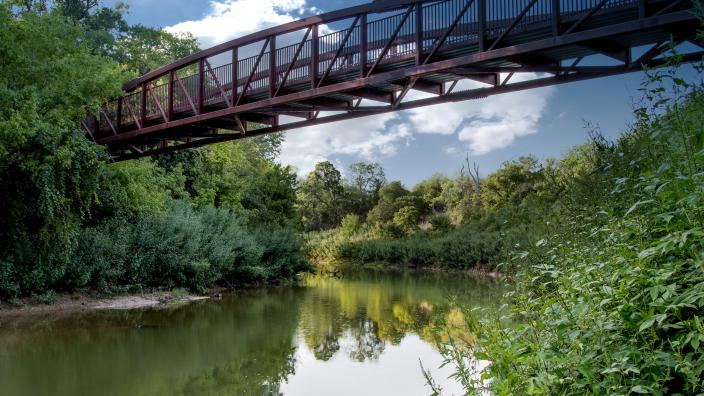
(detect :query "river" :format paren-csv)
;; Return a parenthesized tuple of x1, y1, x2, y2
(0, 270, 503, 396)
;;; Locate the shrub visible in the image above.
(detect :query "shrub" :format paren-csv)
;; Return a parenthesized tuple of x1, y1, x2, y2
(429, 214, 453, 233)
(67, 201, 307, 293)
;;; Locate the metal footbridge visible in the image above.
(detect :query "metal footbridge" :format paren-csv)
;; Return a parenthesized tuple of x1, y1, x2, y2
(84, 0, 703, 160)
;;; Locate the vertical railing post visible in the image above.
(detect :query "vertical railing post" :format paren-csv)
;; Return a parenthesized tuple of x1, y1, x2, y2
(478, 0, 486, 52)
(269, 35, 276, 97)
(415, 2, 423, 65)
(140, 82, 147, 127)
(638, 0, 646, 18)
(167, 71, 174, 121)
(116, 96, 122, 131)
(360, 13, 368, 76)
(552, 0, 560, 36)
(311, 24, 319, 88)
(198, 59, 205, 114)
(231, 48, 238, 106)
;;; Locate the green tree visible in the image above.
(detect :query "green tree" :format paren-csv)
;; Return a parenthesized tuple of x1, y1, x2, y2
(0, 2, 124, 296)
(481, 155, 545, 209)
(392, 206, 419, 235)
(298, 161, 346, 231)
(347, 162, 386, 214)
(116, 25, 199, 75)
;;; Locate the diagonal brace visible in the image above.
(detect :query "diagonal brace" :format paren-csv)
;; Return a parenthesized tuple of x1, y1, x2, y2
(237, 37, 271, 106)
(275, 27, 312, 97)
(488, 0, 539, 51)
(318, 16, 360, 88)
(424, 0, 476, 64)
(564, 0, 610, 35)
(175, 71, 199, 115)
(367, 6, 414, 76)
(205, 59, 232, 107)
(147, 84, 169, 122)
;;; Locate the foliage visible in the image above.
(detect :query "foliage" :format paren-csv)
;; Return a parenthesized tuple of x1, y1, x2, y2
(297, 161, 347, 231)
(0, 1, 307, 299)
(0, 2, 124, 296)
(429, 214, 453, 233)
(434, 61, 704, 394)
(338, 221, 503, 269)
(393, 206, 420, 235)
(69, 201, 307, 293)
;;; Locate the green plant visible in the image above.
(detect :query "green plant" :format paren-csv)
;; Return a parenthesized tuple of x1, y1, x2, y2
(432, 57, 704, 395)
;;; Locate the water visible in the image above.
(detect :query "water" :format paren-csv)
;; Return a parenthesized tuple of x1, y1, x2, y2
(0, 270, 503, 396)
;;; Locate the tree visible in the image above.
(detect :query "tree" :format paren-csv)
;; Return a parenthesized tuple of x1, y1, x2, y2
(393, 206, 420, 235)
(346, 162, 386, 217)
(366, 181, 410, 224)
(0, 2, 125, 296)
(481, 155, 545, 209)
(297, 161, 346, 231)
(116, 25, 199, 75)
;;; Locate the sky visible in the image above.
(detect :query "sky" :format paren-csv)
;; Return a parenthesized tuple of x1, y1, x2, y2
(105, 0, 701, 186)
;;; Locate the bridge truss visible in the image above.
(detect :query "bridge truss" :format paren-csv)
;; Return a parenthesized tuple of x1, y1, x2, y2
(84, 0, 703, 160)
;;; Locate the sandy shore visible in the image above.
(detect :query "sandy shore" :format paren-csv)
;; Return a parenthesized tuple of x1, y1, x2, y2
(0, 292, 210, 316)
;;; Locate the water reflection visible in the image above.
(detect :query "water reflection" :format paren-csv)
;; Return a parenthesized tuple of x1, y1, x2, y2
(0, 271, 502, 396)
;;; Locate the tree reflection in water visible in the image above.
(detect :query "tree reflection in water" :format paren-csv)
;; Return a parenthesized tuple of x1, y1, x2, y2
(298, 271, 500, 364)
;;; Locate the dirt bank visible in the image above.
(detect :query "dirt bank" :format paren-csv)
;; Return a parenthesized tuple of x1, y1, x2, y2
(0, 292, 211, 317)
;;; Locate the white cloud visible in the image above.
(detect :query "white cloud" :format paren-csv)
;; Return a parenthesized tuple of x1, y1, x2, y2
(165, 0, 310, 47)
(279, 113, 411, 176)
(281, 74, 554, 174)
(404, 74, 554, 155)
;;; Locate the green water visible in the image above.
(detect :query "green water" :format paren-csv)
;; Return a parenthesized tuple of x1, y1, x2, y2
(0, 271, 503, 396)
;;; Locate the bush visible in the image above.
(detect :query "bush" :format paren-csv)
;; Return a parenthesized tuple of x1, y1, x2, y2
(429, 214, 453, 233)
(67, 201, 307, 293)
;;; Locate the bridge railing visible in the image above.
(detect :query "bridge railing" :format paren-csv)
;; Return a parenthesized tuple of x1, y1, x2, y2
(89, 0, 665, 143)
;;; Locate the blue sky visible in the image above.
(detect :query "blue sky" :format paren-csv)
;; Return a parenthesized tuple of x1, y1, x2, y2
(108, 0, 701, 186)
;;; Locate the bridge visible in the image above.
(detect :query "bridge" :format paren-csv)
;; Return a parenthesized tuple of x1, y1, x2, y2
(85, 0, 703, 160)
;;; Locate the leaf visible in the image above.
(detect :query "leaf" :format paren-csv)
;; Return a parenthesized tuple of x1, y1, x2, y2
(631, 385, 651, 393)
(625, 200, 655, 217)
(638, 247, 659, 260)
(639, 317, 656, 332)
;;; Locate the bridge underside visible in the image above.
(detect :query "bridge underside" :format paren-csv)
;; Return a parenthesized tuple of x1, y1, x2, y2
(85, 0, 703, 160)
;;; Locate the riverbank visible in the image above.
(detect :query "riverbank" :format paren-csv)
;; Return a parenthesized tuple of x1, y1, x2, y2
(314, 259, 505, 280)
(0, 291, 212, 316)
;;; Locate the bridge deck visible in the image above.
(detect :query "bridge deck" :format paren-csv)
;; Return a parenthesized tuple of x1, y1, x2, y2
(85, 0, 702, 160)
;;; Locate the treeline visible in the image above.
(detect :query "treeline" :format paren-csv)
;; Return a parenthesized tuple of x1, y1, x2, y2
(0, 1, 307, 300)
(301, 150, 579, 269)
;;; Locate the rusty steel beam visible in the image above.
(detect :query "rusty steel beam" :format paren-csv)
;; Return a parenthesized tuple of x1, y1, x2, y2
(424, 0, 476, 64)
(175, 71, 198, 115)
(205, 59, 232, 107)
(563, 0, 610, 35)
(236, 38, 271, 106)
(275, 27, 312, 97)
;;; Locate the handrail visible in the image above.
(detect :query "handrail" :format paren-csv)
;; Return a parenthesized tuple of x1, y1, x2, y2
(123, 0, 426, 91)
